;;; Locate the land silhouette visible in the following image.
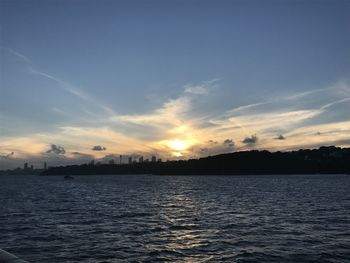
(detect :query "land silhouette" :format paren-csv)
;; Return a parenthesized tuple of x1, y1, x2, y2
(40, 146, 350, 176)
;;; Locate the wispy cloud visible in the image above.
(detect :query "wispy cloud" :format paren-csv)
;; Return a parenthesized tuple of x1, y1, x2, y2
(320, 96, 350, 111)
(28, 68, 114, 115)
(1, 71, 350, 169)
(225, 102, 269, 115)
(199, 81, 350, 151)
(2, 47, 114, 116)
(184, 79, 219, 95)
(113, 96, 190, 126)
(1, 47, 32, 63)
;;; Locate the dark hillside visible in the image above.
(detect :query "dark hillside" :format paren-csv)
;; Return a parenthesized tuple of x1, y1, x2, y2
(41, 146, 350, 175)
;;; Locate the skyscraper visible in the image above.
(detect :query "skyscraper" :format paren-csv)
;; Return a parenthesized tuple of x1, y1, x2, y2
(151, 156, 156, 162)
(24, 162, 28, 169)
(128, 157, 132, 164)
(139, 156, 143, 163)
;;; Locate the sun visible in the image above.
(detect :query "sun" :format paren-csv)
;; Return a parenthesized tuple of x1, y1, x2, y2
(160, 137, 198, 157)
(168, 139, 188, 151)
(173, 152, 183, 157)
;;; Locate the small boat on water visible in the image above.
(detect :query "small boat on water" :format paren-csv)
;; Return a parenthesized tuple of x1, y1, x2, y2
(64, 175, 74, 180)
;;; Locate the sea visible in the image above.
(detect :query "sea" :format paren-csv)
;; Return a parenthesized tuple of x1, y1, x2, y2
(0, 174, 349, 263)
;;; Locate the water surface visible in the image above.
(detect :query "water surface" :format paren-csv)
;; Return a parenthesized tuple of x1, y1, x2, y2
(0, 174, 349, 262)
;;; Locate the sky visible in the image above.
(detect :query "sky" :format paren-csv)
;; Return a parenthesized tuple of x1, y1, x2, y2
(0, 0, 350, 169)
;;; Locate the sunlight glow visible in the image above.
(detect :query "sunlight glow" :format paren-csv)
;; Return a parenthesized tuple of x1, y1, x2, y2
(173, 151, 183, 157)
(168, 139, 188, 151)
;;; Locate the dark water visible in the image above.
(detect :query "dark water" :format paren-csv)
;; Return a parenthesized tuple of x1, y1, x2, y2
(0, 174, 349, 263)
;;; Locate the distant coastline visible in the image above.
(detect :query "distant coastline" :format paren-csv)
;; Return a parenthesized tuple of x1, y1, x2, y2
(33, 146, 350, 176)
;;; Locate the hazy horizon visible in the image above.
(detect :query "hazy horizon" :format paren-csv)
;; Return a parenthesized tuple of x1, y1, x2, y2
(1, 0, 350, 169)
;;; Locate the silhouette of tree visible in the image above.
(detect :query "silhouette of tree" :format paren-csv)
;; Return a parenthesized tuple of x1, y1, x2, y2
(41, 146, 350, 176)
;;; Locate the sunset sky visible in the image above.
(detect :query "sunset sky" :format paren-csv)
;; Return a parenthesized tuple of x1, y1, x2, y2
(1, 0, 350, 169)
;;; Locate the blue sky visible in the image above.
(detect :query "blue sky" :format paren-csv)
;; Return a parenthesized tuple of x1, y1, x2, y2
(1, 0, 350, 169)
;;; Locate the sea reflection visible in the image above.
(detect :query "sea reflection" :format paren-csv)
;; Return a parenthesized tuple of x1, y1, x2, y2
(147, 187, 215, 261)
(1, 175, 349, 263)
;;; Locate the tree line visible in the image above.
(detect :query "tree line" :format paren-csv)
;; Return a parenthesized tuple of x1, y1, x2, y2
(41, 146, 350, 175)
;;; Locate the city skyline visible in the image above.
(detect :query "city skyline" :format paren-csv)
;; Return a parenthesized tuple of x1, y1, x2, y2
(1, 0, 350, 169)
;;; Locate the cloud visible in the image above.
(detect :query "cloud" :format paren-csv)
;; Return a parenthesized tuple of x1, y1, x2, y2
(46, 144, 66, 154)
(185, 85, 208, 95)
(29, 68, 113, 114)
(242, 135, 258, 144)
(184, 79, 219, 95)
(207, 81, 350, 149)
(199, 148, 209, 153)
(68, 152, 95, 162)
(275, 134, 286, 140)
(320, 96, 350, 111)
(226, 102, 269, 115)
(92, 145, 106, 151)
(1, 74, 350, 170)
(113, 96, 190, 127)
(70, 151, 93, 157)
(108, 79, 217, 144)
(194, 138, 236, 157)
(0, 152, 14, 159)
(223, 139, 235, 147)
(2, 47, 32, 63)
(2, 47, 114, 116)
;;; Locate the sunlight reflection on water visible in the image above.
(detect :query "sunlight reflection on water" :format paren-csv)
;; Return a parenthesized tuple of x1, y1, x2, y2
(0, 174, 349, 262)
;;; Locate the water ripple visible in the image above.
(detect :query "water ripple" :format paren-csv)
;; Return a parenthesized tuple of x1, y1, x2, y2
(0, 174, 349, 262)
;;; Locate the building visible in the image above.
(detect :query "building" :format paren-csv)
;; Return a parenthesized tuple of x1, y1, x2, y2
(128, 157, 132, 164)
(24, 162, 28, 169)
(108, 159, 115, 165)
(139, 156, 143, 163)
(151, 156, 156, 162)
(44, 162, 47, 169)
